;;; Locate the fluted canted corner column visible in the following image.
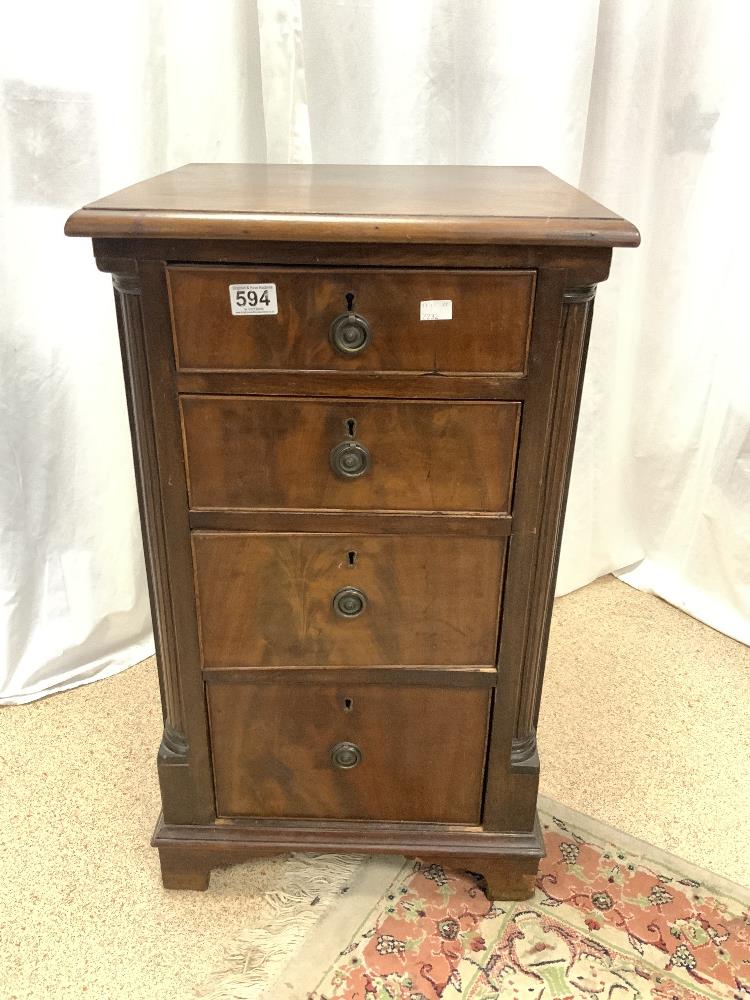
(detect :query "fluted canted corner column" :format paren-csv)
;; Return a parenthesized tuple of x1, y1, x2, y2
(512, 284, 598, 768)
(112, 271, 188, 767)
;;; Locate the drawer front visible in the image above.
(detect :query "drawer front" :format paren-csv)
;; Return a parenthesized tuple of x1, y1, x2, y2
(181, 396, 520, 513)
(208, 680, 490, 822)
(194, 531, 505, 668)
(168, 266, 534, 375)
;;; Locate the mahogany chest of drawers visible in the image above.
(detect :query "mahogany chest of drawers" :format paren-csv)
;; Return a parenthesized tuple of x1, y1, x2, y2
(66, 164, 638, 898)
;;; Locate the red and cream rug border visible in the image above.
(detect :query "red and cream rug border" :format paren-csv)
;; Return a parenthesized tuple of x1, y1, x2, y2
(259, 796, 749, 1000)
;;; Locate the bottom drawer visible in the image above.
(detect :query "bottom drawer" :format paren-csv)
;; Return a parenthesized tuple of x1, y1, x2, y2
(208, 681, 491, 823)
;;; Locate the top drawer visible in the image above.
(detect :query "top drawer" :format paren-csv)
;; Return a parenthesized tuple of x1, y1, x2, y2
(167, 266, 534, 375)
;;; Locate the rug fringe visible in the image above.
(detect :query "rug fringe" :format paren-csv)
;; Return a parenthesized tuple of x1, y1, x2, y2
(194, 853, 365, 1000)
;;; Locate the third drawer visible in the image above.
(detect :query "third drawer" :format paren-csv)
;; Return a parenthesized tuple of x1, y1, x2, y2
(193, 530, 506, 668)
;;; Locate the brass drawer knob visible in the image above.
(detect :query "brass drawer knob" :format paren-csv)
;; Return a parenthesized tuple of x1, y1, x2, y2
(330, 741, 362, 769)
(333, 586, 367, 618)
(330, 313, 371, 355)
(330, 440, 370, 478)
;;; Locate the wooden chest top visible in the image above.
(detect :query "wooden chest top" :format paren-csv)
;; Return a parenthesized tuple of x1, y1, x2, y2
(65, 163, 639, 246)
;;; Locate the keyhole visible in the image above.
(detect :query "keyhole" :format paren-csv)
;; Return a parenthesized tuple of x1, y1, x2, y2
(347, 550, 357, 567)
(345, 417, 357, 438)
(345, 291, 355, 312)
(343, 697, 353, 712)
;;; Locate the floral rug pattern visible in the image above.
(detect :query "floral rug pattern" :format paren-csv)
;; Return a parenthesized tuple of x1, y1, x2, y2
(310, 808, 750, 999)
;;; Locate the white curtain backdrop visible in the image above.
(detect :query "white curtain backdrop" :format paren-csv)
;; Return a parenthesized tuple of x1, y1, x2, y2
(1, 0, 747, 703)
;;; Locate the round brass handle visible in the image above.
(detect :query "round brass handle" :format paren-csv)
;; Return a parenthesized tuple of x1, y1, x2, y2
(330, 313, 371, 355)
(330, 741, 362, 769)
(333, 586, 367, 618)
(330, 440, 370, 478)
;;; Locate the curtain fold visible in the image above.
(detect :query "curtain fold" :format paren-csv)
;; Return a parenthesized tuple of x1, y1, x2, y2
(0, 1, 266, 703)
(562, 0, 749, 644)
(1, 0, 745, 703)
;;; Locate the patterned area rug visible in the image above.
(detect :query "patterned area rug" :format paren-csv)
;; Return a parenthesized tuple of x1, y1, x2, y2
(262, 797, 749, 1000)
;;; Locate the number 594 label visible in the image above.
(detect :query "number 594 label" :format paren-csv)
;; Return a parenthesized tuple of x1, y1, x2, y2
(229, 283, 278, 316)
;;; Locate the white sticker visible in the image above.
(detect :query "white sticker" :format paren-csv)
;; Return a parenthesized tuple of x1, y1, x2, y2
(229, 283, 278, 316)
(420, 299, 453, 321)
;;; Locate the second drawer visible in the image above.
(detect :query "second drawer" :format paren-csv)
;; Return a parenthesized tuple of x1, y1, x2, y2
(193, 531, 506, 668)
(181, 396, 521, 513)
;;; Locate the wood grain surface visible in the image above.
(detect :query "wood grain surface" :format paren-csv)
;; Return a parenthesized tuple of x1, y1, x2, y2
(65, 164, 640, 246)
(180, 396, 521, 513)
(193, 531, 506, 668)
(168, 266, 533, 374)
(207, 680, 490, 822)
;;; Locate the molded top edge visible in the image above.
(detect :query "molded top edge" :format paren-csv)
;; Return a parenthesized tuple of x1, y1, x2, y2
(65, 164, 640, 247)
